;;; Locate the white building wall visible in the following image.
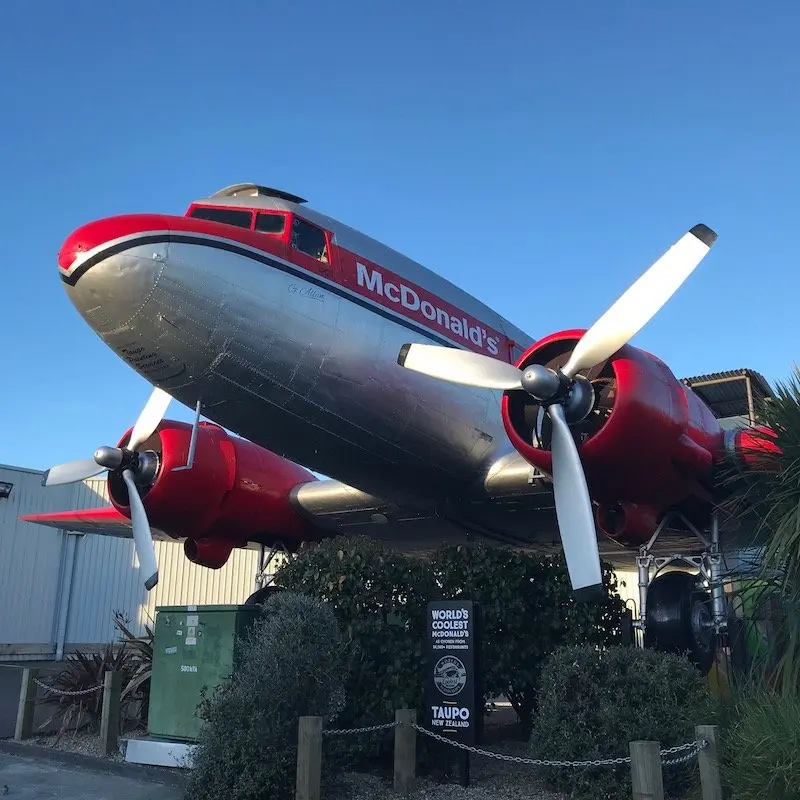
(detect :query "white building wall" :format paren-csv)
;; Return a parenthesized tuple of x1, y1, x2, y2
(0, 464, 260, 660)
(614, 568, 640, 618)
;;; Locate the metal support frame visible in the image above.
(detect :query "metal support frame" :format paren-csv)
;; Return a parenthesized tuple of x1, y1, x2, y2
(633, 508, 727, 648)
(253, 541, 294, 592)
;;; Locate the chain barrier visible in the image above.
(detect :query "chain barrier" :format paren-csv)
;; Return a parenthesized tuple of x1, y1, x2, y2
(323, 721, 400, 737)
(322, 717, 706, 770)
(32, 678, 103, 698)
(662, 741, 705, 767)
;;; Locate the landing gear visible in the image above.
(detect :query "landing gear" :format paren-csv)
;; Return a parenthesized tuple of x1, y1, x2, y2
(635, 509, 725, 675)
(244, 584, 284, 607)
(244, 542, 293, 607)
(644, 571, 716, 673)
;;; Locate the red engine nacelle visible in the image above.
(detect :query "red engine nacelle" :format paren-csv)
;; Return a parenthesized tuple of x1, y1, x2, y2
(106, 420, 317, 568)
(502, 330, 727, 547)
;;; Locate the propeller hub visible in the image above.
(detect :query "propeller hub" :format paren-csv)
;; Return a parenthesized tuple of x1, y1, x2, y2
(93, 446, 160, 486)
(94, 446, 124, 470)
(520, 364, 563, 402)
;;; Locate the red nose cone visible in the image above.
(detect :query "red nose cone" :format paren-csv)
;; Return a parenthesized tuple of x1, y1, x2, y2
(58, 214, 174, 274)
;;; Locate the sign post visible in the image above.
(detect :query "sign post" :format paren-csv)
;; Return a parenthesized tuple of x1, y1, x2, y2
(424, 600, 482, 785)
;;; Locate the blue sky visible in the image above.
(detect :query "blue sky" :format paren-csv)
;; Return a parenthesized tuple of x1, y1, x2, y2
(1, 0, 798, 471)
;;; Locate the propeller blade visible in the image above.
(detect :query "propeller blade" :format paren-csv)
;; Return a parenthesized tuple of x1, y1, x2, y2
(397, 343, 523, 391)
(562, 224, 717, 379)
(547, 403, 604, 599)
(127, 387, 173, 451)
(42, 459, 105, 487)
(121, 469, 159, 590)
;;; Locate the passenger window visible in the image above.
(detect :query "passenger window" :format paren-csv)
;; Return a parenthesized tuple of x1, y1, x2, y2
(189, 206, 253, 228)
(291, 217, 329, 263)
(255, 213, 286, 234)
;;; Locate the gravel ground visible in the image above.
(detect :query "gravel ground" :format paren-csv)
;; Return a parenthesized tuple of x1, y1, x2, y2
(16, 726, 567, 799)
(325, 739, 567, 800)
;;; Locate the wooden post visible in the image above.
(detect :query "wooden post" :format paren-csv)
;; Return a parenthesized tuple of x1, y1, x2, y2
(630, 740, 664, 800)
(14, 668, 39, 741)
(696, 725, 723, 800)
(394, 709, 417, 794)
(99, 670, 122, 755)
(296, 716, 322, 800)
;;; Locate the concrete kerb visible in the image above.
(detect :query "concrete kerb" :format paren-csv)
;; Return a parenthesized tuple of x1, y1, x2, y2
(0, 739, 188, 788)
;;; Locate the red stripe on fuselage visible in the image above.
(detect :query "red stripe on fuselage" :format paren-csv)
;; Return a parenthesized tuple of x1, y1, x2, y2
(59, 213, 515, 359)
(335, 250, 507, 358)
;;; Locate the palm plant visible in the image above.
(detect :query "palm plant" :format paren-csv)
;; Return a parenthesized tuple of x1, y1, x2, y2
(721, 365, 800, 695)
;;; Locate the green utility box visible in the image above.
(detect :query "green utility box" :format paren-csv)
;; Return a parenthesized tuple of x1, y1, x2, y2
(148, 604, 260, 741)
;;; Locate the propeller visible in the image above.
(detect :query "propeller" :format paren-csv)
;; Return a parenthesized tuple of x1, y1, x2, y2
(42, 386, 173, 591)
(397, 223, 718, 598)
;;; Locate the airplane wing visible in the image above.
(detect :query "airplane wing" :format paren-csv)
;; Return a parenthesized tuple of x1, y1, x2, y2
(19, 458, 558, 556)
(20, 507, 171, 540)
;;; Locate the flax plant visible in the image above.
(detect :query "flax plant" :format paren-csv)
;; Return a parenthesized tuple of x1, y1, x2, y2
(721, 365, 800, 696)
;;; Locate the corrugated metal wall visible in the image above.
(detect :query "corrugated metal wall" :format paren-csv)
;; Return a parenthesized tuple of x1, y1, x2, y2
(0, 464, 260, 660)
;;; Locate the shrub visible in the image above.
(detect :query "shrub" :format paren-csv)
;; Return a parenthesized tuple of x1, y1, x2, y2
(184, 592, 348, 800)
(724, 692, 800, 800)
(276, 536, 435, 727)
(529, 644, 712, 800)
(430, 544, 628, 732)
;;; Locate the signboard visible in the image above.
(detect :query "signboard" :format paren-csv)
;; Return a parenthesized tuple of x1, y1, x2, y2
(424, 600, 482, 746)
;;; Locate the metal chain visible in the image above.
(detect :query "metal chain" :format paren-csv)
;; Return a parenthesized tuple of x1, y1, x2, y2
(33, 678, 102, 697)
(662, 741, 705, 767)
(409, 723, 704, 770)
(319, 717, 706, 770)
(323, 721, 400, 737)
(412, 725, 632, 767)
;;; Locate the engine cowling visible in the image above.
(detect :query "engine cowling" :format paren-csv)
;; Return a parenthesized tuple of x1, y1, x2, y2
(106, 420, 317, 567)
(501, 330, 726, 547)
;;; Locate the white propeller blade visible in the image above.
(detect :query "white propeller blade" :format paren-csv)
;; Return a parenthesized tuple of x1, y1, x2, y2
(42, 460, 105, 487)
(127, 387, 173, 451)
(121, 469, 159, 591)
(562, 224, 717, 379)
(547, 403, 603, 597)
(398, 343, 523, 390)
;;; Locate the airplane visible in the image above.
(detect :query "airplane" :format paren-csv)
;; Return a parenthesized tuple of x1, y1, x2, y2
(21, 182, 778, 674)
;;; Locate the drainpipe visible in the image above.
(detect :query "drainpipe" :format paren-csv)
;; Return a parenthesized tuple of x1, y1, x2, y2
(54, 532, 80, 661)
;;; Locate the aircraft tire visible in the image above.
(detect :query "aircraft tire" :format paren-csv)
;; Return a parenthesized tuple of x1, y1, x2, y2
(644, 570, 717, 675)
(244, 584, 284, 607)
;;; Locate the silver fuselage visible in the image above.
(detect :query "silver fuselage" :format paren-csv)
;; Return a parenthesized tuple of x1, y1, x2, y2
(61, 196, 534, 511)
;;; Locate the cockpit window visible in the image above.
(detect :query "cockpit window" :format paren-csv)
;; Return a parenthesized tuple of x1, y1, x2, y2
(291, 217, 328, 263)
(255, 213, 286, 234)
(189, 206, 253, 228)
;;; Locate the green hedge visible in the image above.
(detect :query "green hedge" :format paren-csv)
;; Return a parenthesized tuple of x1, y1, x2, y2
(277, 536, 628, 737)
(529, 644, 712, 800)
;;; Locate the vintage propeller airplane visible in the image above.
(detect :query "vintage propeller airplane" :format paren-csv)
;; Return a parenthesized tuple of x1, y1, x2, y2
(22, 183, 775, 672)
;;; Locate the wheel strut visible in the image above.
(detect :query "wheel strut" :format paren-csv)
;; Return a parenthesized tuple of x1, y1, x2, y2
(634, 508, 727, 648)
(254, 541, 293, 592)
